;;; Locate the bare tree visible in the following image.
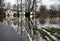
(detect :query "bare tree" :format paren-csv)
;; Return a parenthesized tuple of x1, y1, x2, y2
(7, 2, 11, 9)
(0, 0, 5, 22)
(49, 5, 57, 18)
(57, 5, 60, 17)
(16, 0, 41, 40)
(13, 4, 17, 10)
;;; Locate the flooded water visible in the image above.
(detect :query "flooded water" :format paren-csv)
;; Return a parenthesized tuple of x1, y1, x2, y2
(44, 18, 60, 28)
(2, 16, 60, 41)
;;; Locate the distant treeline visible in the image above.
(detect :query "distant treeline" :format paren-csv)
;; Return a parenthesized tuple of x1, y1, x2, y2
(36, 5, 60, 18)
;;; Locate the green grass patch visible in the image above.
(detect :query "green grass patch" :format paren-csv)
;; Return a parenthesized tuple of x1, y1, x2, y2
(49, 27, 60, 34)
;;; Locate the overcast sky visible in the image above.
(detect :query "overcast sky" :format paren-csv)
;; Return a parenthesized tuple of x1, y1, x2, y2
(4, 0, 17, 5)
(4, 0, 60, 10)
(41, 0, 60, 9)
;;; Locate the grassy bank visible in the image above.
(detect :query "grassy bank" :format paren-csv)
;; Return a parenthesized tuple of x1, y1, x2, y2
(49, 27, 60, 34)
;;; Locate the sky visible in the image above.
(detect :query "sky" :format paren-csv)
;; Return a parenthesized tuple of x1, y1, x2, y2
(4, 0, 17, 5)
(4, 0, 60, 9)
(41, 0, 60, 9)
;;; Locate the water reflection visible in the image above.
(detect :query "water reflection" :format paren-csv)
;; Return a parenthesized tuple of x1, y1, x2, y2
(2, 17, 60, 30)
(2, 17, 60, 41)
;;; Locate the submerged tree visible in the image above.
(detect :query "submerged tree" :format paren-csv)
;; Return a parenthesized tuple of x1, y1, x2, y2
(16, 0, 41, 38)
